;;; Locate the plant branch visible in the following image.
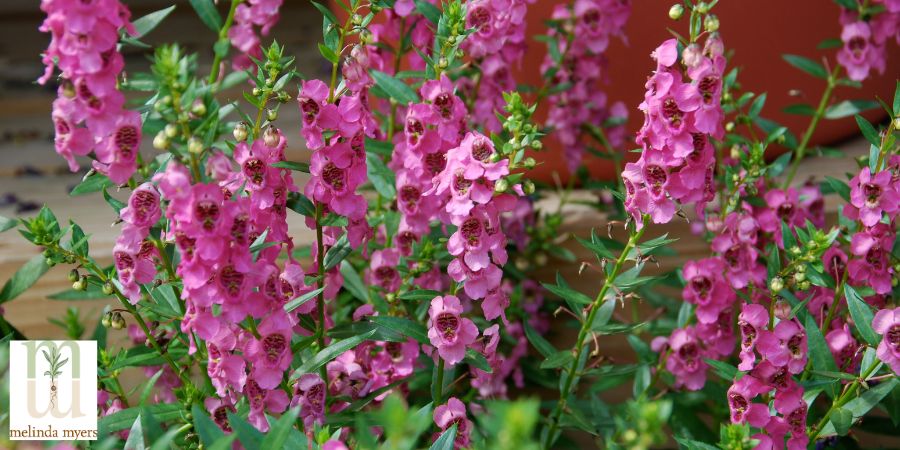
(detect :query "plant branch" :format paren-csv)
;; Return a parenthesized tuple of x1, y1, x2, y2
(782, 65, 842, 188)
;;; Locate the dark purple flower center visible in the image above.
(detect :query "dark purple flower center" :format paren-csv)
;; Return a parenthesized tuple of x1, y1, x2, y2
(729, 392, 748, 417)
(130, 190, 157, 223)
(468, 6, 491, 31)
(887, 325, 900, 350)
(245, 380, 264, 410)
(453, 171, 472, 195)
(863, 183, 882, 207)
(262, 334, 287, 363)
(300, 98, 319, 124)
(406, 117, 424, 136)
(645, 165, 667, 195)
(399, 185, 421, 210)
(698, 76, 719, 104)
(176, 232, 196, 258)
(436, 313, 460, 340)
(279, 278, 294, 301)
(243, 158, 266, 185)
(195, 200, 220, 231)
(375, 266, 398, 285)
(435, 93, 453, 118)
(218, 265, 244, 298)
(461, 218, 482, 245)
(322, 162, 346, 191)
(114, 125, 139, 159)
(471, 138, 492, 162)
(213, 405, 234, 432)
(690, 276, 712, 299)
(849, 36, 867, 58)
(787, 334, 803, 357)
(306, 383, 324, 409)
(425, 152, 447, 175)
(662, 98, 682, 127)
(230, 213, 249, 244)
(776, 202, 794, 220)
(114, 251, 134, 271)
(679, 342, 699, 369)
(740, 321, 756, 347)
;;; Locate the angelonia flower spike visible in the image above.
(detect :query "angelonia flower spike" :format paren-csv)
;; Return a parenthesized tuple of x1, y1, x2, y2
(11, 0, 898, 449)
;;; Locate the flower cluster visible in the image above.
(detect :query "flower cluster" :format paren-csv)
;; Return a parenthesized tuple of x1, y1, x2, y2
(541, 0, 631, 172)
(623, 35, 726, 226)
(228, 0, 284, 72)
(836, 2, 899, 81)
(39, 0, 141, 183)
(459, 0, 534, 131)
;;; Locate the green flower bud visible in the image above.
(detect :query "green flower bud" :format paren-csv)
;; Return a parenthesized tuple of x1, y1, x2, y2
(793, 272, 806, 283)
(494, 178, 509, 193)
(252, 87, 262, 97)
(523, 180, 536, 195)
(531, 140, 543, 150)
(190, 101, 207, 117)
(696, 2, 710, 13)
(72, 279, 86, 291)
(263, 126, 280, 147)
(669, 4, 684, 20)
(111, 312, 126, 330)
(101, 313, 112, 328)
(153, 131, 170, 150)
(102, 282, 114, 296)
(67, 269, 80, 283)
(266, 108, 278, 122)
(725, 122, 735, 132)
(730, 146, 741, 160)
(704, 14, 720, 32)
(769, 277, 784, 293)
(534, 252, 548, 266)
(523, 157, 537, 169)
(233, 122, 249, 142)
(188, 137, 204, 155)
(798, 280, 811, 291)
(893, 117, 900, 130)
(164, 123, 178, 138)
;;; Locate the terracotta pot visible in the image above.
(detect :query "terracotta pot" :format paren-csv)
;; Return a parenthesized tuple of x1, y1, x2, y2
(333, 1, 900, 183)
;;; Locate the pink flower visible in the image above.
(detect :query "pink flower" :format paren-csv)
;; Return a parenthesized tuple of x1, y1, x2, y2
(291, 373, 326, 429)
(774, 384, 808, 450)
(757, 320, 807, 374)
(244, 378, 288, 432)
(113, 237, 155, 304)
(665, 327, 708, 391)
(681, 257, 734, 323)
(738, 303, 769, 371)
(369, 248, 401, 292)
(826, 323, 861, 373)
(727, 375, 770, 427)
(872, 307, 900, 374)
(427, 296, 478, 366)
(433, 397, 473, 449)
(848, 224, 895, 295)
(245, 310, 293, 389)
(120, 183, 161, 230)
(297, 79, 330, 149)
(837, 20, 886, 82)
(847, 167, 899, 227)
(204, 397, 236, 433)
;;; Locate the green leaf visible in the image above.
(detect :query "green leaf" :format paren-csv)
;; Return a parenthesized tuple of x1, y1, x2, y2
(290, 330, 376, 379)
(415, 0, 441, 24)
(540, 351, 574, 369)
(854, 114, 880, 147)
(132, 5, 176, 39)
(99, 404, 182, 434)
(323, 234, 352, 271)
(123, 413, 146, 450)
(311, 1, 339, 25)
(371, 70, 420, 104)
(542, 282, 593, 306)
(366, 152, 397, 199)
(783, 54, 827, 79)
(0, 255, 50, 304)
(271, 161, 310, 172)
(821, 378, 900, 436)
(465, 348, 492, 373)
(102, 188, 125, 213)
(284, 287, 325, 313)
(48, 285, 111, 300)
(286, 193, 316, 217)
(845, 286, 880, 346)
(399, 289, 442, 301)
(704, 358, 738, 381)
(576, 235, 614, 259)
(748, 93, 766, 118)
(228, 412, 264, 450)
(894, 80, 900, 116)
(70, 173, 113, 196)
(339, 261, 368, 302)
(260, 407, 300, 447)
(318, 42, 340, 64)
(675, 437, 720, 450)
(783, 104, 816, 116)
(192, 404, 225, 446)
(824, 100, 879, 119)
(523, 321, 555, 358)
(369, 316, 428, 344)
(588, 300, 616, 331)
(189, 0, 222, 32)
(824, 176, 851, 202)
(805, 315, 840, 398)
(0, 215, 16, 233)
(429, 424, 457, 450)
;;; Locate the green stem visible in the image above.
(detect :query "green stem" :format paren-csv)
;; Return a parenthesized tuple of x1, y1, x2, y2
(808, 358, 880, 440)
(207, 0, 243, 86)
(782, 65, 841, 188)
(314, 202, 328, 387)
(541, 217, 648, 450)
(435, 358, 445, 405)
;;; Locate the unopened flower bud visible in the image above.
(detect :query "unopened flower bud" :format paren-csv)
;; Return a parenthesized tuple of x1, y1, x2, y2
(488, 153, 501, 163)
(769, 277, 784, 293)
(72, 278, 86, 291)
(774, 300, 791, 320)
(793, 272, 806, 283)
(531, 140, 543, 150)
(111, 312, 126, 330)
(101, 313, 112, 328)
(351, 13, 362, 26)
(523, 180, 535, 195)
(263, 126, 280, 147)
(669, 4, 684, 20)
(523, 157, 537, 169)
(696, 2, 710, 14)
(730, 146, 741, 160)
(437, 57, 449, 70)
(494, 178, 509, 193)
(682, 44, 702, 68)
(515, 257, 529, 271)
(799, 280, 811, 290)
(790, 247, 802, 256)
(266, 108, 278, 121)
(893, 117, 900, 130)
(67, 269, 80, 283)
(233, 122, 249, 142)
(725, 122, 735, 132)
(102, 282, 114, 296)
(191, 100, 207, 117)
(164, 123, 178, 138)
(188, 137, 203, 154)
(704, 14, 720, 32)
(277, 91, 292, 103)
(252, 87, 262, 97)
(153, 131, 170, 150)
(60, 79, 76, 98)
(534, 252, 548, 266)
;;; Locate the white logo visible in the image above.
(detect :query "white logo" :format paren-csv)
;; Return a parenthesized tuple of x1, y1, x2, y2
(8, 340, 98, 440)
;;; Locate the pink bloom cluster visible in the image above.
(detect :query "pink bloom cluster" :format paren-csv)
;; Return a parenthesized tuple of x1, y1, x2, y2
(228, 0, 283, 72)
(873, 307, 900, 374)
(623, 35, 727, 227)
(836, 3, 899, 81)
(298, 80, 373, 250)
(459, 0, 534, 132)
(39, 0, 141, 184)
(368, 1, 436, 73)
(433, 397, 474, 448)
(541, 0, 631, 172)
